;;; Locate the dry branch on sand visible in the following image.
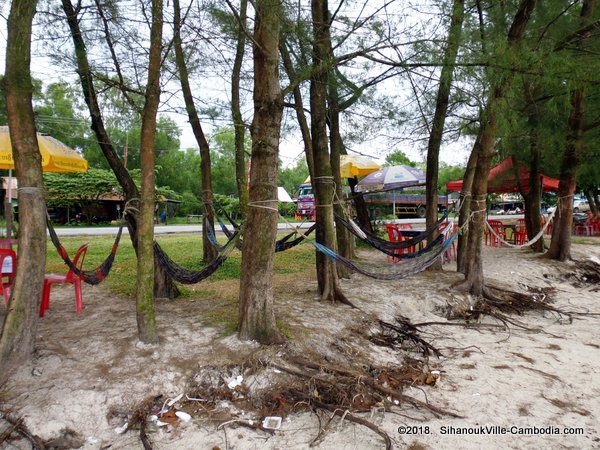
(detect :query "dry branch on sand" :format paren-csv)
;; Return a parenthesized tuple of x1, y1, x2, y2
(2, 244, 599, 449)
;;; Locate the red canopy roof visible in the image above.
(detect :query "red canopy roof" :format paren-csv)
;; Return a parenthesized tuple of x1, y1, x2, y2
(446, 157, 559, 194)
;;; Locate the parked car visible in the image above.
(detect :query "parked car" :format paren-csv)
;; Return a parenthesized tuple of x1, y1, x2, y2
(573, 199, 590, 213)
(547, 198, 590, 214)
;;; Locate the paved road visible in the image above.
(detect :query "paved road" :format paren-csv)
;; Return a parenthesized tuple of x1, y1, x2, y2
(51, 221, 316, 236)
(52, 214, 528, 236)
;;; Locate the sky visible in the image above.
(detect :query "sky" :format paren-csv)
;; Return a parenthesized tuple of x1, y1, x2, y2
(0, 3, 472, 170)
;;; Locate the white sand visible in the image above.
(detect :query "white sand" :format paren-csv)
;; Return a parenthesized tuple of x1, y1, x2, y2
(1, 242, 600, 449)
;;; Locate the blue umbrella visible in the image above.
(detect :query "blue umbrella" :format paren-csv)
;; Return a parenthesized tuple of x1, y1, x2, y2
(355, 165, 426, 193)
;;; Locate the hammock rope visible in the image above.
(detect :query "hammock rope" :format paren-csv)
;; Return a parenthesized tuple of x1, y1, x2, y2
(153, 230, 241, 284)
(47, 213, 126, 285)
(212, 201, 316, 252)
(313, 223, 457, 280)
(335, 211, 449, 254)
(484, 204, 557, 248)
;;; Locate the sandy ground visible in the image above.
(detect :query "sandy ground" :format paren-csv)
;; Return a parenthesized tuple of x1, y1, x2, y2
(1, 241, 600, 450)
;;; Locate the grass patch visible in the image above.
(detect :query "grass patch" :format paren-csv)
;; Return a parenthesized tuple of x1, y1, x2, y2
(572, 236, 600, 246)
(44, 231, 316, 298)
(199, 300, 239, 337)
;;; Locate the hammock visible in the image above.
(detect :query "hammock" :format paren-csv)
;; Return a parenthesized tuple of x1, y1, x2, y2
(213, 210, 315, 252)
(47, 217, 125, 285)
(335, 212, 448, 252)
(275, 224, 317, 251)
(153, 230, 241, 284)
(313, 225, 457, 280)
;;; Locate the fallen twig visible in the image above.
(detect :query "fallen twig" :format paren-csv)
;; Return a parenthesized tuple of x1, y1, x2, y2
(0, 417, 22, 445)
(288, 389, 392, 450)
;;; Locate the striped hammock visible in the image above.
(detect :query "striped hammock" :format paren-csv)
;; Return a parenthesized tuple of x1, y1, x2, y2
(313, 225, 457, 280)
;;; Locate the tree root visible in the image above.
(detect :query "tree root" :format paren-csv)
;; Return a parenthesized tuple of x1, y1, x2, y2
(125, 396, 156, 450)
(280, 357, 462, 419)
(301, 393, 393, 450)
(372, 316, 443, 357)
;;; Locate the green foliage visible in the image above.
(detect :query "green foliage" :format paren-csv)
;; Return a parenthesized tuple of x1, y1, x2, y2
(179, 191, 202, 215)
(384, 149, 417, 167)
(44, 233, 317, 298)
(213, 194, 240, 218)
(210, 127, 250, 196)
(439, 162, 465, 191)
(44, 169, 124, 207)
(280, 159, 309, 197)
(279, 201, 296, 217)
(35, 82, 90, 153)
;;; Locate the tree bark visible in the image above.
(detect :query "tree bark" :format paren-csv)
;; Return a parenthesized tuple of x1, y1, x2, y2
(311, 0, 352, 304)
(326, 71, 353, 274)
(135, 0, 163, 344)
(238, 0, 283, 344)
(546, 0, 596, 261)
(425, 0, 465, 271)
(459, 0, 538, 295)
(545, 90, 585, 261)
(61, 0, 179, 299)
(519, 82, 544, 252)
(232, 0, 249, 217)
(0, 0, 46, 383)
(173, 0, 217, 262)
(280, 38, 315, 180)
(586, 189, 598, 217)
(456, 134, 479, 273)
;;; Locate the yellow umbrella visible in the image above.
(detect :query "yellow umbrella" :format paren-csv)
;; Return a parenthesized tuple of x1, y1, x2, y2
(0, 126, 88, 173)
(339, 154, 380, 178)
(303, 155, 381, 184)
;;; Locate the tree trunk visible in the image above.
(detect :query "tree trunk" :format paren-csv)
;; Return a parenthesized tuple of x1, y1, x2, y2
(0, 0, 46, 383)
(61, 0, 179, 299)
(327, 83, 353, 274)
(546, 0, 595, 261)
(173, 0, 217, 262)
(280, 39, 315, 180)
(311, 0, 352, 304)
(586, 189, 598, 217)
(519, 82, 544, 252)
(238, 0, 283, 344)
(425, 0, 465, 271)
(348, 177, 372, 234)
(135, 0, 163, 344)
(456, 135, 479, 273)
(546, 90, 585, 261)
(459, 0, 538, 295)
(232, 0, 249, 218)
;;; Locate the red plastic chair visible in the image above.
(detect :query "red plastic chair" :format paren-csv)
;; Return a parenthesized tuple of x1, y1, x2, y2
(40, 243, 89, 317)
(439, 221, 457, 263)
(592, 216, 600, 235)
(574, 217, 594, 236)
(385, 224, 402, 263)
(515, 219, 527, 245)
(485, 220, 506, 247)
(0, 248, 17, 305)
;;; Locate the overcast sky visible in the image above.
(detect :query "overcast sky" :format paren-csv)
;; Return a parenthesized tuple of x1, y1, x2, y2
(0, 3, 471, 169)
